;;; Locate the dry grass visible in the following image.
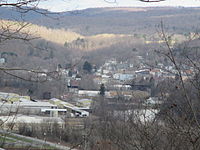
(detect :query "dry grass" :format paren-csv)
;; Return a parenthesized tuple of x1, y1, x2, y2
(0, 19, 134, 50)
(0, 19, 82, 44)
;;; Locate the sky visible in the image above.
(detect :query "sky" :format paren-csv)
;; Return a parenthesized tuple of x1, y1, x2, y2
(39, 0, 200, 12)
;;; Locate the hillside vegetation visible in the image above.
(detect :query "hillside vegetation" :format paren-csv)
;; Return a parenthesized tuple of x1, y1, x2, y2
(0, 19, 82, 44)
(28, 7, 200, 36)
(0, 7, 199, 70)
(0, 19, 135, 51)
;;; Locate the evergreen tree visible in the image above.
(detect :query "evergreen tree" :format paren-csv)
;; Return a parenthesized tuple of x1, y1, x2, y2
(99, 84, 105, 96)
(83, 61, 92, 73)
(68, 70, 73, 77)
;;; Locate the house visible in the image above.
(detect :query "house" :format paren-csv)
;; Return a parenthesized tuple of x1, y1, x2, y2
(150, 69, 162, 77)
(144, 97, 163, 106)
(0, 58, 5, 65)
(78, 90, 99, 97)
(102, 69, 110, 74)
(112, 84, 132, 90)
(113, 73, 134, 81)
(93, 76, 103, 85)
(135, 69, 150, 76)
(68, 80, 79, 88)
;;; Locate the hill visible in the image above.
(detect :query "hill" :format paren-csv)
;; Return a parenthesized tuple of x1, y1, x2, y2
(1, 7, 200, 36)
(0, 19, 139, 51)
(0, 6, 199, 68)
(28, 7, 200, 36)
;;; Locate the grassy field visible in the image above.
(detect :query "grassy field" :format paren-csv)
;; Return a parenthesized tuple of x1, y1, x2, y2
(0, 133, 57, 150)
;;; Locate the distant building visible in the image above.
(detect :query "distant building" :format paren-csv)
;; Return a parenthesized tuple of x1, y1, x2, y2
(78, 90, 110, 97)
(67, 80, 79, 88)
(0, 99, 58, 116)
(113, 73, 134, 81)
(0, 58, 5, 64)
(135, 69, 150, 76)
(50, 98, 89, 117)
(150, 69, 162, 77)
(102, 69, 110, 74)
(78, 90, 99, 97)
(76, 98, 93, 109)
(113, 84, 132, 90)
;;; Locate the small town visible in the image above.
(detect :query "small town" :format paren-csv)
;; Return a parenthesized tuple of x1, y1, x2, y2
(0, 55, 195, 149)
(0, 0, 200, 149)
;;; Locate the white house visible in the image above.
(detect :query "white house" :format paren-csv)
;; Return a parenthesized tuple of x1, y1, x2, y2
(113, 73, 134, 81)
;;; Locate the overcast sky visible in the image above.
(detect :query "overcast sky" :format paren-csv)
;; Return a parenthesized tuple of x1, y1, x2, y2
(39, 0, 200, 12)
